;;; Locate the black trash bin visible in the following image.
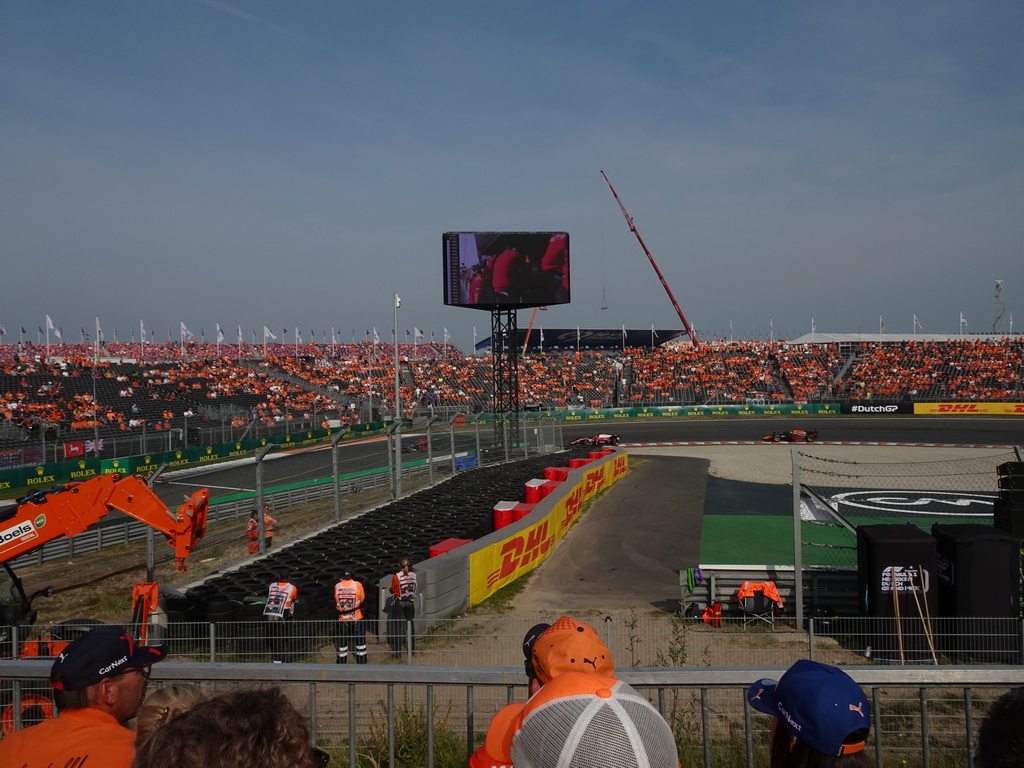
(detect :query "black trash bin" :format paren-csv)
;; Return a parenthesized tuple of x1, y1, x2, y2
(932, 523, 1022, 663)
(857, 524, 937, 663)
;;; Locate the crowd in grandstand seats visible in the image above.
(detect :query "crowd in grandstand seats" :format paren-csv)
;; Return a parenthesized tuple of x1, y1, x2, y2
(1, 338, 1021, 451)
(840, 339, 1024, 401)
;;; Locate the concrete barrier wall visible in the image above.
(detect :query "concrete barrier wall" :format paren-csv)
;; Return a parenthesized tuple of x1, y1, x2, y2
(375, 449, 630, 636)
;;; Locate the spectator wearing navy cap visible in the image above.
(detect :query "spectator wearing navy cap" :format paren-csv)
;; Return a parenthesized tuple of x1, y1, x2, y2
(0, 625, 166, 768)
(747, 659, 873, 768)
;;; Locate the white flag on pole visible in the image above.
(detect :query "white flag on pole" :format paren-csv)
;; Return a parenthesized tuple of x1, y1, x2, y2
(180, 321, 194, 341)
(216, 323, 225, 343)
(263, 325, 277, 341)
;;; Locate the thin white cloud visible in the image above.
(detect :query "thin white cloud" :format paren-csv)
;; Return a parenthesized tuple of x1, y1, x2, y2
(191, 0, 318, 47)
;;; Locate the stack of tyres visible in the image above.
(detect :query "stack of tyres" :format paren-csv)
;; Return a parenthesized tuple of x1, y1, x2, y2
(234, 600, 268, 660)
(179, 453, 582, 658)
(204, 595, 237, 655)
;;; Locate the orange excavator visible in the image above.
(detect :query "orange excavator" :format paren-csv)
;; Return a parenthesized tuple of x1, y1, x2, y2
(0, 473, 208, 646)
(1, 473, 208, 735)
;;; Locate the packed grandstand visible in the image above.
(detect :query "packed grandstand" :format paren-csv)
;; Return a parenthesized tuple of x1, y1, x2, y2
(1, 335, 1021, 462)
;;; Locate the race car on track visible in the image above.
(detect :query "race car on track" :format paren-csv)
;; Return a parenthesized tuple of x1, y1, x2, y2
(762, 429, 818, 443)
(569, 433, 621, 447)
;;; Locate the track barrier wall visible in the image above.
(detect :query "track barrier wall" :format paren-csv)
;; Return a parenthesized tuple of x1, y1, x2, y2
(373, 450, 630, 637)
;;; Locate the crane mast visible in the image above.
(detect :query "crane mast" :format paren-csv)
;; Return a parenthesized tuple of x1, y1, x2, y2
(600, 170, 699, 349)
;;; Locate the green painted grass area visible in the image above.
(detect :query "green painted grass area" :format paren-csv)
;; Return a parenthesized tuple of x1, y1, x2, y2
(699, 515, 797, 565)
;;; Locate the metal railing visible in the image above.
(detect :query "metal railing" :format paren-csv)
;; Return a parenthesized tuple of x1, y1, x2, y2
(12, 615, 1023, 670)
(1, 659, 1019, 768)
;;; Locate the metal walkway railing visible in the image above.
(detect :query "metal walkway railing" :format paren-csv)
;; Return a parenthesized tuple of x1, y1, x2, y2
(2, 661, 1020, 768)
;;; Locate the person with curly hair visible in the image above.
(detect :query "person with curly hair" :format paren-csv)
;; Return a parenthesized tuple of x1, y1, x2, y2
(130, 686, 325, 768)
(976, 687, 1024, 768)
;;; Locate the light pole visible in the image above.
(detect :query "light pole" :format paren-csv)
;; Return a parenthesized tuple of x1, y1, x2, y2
(393, 292, 402, 497)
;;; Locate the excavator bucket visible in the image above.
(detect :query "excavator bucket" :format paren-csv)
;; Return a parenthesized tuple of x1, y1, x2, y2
(171, 488, 209, 572)
(130, 582, 160, 643)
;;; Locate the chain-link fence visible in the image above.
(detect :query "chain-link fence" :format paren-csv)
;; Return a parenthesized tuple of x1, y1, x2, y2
(8, 417, 563, 575)
(795, 447, 1015, 569)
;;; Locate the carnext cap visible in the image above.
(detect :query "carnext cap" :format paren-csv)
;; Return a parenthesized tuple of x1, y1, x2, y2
(51, 626, 166, 691)
(747, 659, 870, 756)
(484, 672, 679, 768)
(530, 616, 614, 684)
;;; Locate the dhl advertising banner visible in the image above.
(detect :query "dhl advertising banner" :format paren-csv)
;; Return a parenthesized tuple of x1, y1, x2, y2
(914, 402, 1024, 416)
(468, 452, 630, 605)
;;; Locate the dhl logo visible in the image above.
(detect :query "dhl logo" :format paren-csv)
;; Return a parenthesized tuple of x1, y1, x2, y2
(935, 403, 983, 413)
(559, 487, 584, 533)
(1011, 404, 1024, 414)
(487, 521, 553, 587)
(612, 455, 628, 477)
(582, 468, 607, 496)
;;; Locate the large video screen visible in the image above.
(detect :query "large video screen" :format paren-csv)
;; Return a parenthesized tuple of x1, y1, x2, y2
(443, 231, 570, 310)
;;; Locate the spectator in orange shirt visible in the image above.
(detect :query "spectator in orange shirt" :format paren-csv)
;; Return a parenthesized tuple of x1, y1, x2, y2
(0, 625, 166, 768)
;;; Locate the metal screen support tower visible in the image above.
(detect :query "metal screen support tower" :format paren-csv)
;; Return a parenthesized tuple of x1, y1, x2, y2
(490, 308, 519, 449)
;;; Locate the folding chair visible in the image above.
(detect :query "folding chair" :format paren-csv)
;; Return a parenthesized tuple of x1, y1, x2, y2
(736, 580, 781, 628)
(738, 589, 776, 628)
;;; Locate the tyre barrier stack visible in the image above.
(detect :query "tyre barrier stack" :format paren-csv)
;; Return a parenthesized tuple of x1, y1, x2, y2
(174, 453, 582, 661)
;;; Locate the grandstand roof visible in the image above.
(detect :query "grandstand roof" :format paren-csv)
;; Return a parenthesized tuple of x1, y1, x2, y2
(476, 327, 688, 352)
(786, 333, 1020, 345)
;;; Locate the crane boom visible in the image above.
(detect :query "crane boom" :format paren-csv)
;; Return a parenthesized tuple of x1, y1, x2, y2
(600, 170, 699, 348)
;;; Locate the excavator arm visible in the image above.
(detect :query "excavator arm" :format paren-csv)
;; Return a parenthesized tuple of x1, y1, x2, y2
(0, 473, 208, 572)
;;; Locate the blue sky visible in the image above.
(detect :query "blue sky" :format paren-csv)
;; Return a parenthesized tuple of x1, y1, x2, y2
(2, 1, 1021, 346)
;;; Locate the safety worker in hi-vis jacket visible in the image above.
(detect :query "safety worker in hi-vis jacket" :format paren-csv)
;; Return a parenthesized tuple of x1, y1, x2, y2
(334, 567, 367, 664)
(263, 569, 297, 663)
(389, 557, 417, 656)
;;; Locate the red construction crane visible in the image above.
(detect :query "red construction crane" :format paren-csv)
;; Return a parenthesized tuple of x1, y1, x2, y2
(601, 170, 699, 349)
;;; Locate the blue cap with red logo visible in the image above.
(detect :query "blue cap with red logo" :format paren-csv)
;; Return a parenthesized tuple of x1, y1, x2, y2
(747, 659, 870, 757)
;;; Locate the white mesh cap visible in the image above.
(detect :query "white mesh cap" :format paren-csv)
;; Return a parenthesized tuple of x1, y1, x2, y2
(508, 673, 679, 768)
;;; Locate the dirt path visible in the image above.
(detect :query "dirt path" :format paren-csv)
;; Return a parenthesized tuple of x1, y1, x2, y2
(508, 455, 707, 617)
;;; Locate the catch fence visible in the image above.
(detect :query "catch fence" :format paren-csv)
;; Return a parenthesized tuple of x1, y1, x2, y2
(794, 446, 1018, 569)
(8, 416, 562, 572)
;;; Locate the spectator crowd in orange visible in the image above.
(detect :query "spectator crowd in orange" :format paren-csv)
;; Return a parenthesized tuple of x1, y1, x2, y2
(2, 337, 1021, 452)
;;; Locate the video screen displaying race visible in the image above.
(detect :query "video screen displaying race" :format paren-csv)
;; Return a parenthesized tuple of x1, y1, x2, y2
(443, 231, 570, 310)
